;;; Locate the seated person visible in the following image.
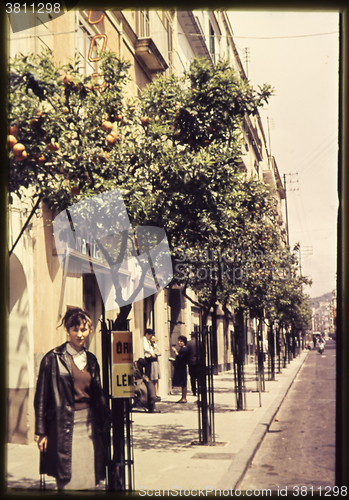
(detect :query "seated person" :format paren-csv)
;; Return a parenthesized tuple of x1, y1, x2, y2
(133, 358, 158, 413)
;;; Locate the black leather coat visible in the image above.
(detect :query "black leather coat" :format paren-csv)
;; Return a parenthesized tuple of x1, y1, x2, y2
(34, 342, 110, 483)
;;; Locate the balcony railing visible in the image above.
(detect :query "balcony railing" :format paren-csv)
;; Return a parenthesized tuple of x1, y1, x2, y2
(135, 11, 169, 73)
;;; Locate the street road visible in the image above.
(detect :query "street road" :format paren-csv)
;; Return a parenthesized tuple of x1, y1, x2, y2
(240, 340, 336, 493)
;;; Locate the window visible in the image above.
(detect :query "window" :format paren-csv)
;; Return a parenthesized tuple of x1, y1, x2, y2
(254, 160, 260, 176)
(137, 10, 150, 38)
(76, 16, 97, 77)
(166, 16, 173, 68)
(209, 21, 215, 63)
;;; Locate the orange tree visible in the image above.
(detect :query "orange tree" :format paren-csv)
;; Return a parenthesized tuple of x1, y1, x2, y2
(125, 57, 275, 327)
(8, 48, 147, 326)
(8, 48, 132, 251)
(9, 51, 278, 327)
(272, 260, 313, 359)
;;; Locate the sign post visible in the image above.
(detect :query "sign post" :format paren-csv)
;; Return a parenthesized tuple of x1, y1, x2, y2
(112, 331, 134, 398)
(107, 330, 135, 491)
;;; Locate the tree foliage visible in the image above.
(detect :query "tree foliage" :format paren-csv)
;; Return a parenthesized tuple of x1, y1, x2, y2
(8, 49, 312, 330)
(8, 48, 131, 208)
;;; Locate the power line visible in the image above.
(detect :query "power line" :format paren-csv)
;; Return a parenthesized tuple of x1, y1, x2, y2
(289, 130, 337, 173)
(232, 31, 338, 39)
(177, 31, 338, 40)
(301, 145, 338, 184)
(292, 228, 335, 233)
(297, 140, 337, 177)
(296, 201, 311, 247)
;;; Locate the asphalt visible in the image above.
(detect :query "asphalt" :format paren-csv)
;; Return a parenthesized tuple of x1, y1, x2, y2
(6, 348, 309, 494)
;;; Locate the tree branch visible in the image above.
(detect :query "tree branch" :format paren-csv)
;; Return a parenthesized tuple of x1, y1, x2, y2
(181, 285, 203, 309)
(9, 194, 43, 257)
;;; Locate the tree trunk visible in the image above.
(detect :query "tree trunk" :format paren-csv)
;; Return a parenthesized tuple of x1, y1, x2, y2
(233, 307, 245, 411)
(268, 322, 275, 381)
(211, 305, 218, 375)
(113, 304, 132, 331)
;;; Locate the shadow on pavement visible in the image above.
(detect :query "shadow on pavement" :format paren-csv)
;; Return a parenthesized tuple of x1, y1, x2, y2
(132, 424, 198, 451)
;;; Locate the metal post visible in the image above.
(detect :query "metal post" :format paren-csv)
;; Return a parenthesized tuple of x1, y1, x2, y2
(101, 317, 134, 491)
(268, 323, 275, 381)
(276, 326, 282, 374)
(258, 318, 265, 393)
(233, 309, 245, 410)
(199, 327, 209, 444)
(207, 326, 215, 445)
(195, 326, 202, 443)
(111, 398, 126, 490)
(196, 325, 215, 445)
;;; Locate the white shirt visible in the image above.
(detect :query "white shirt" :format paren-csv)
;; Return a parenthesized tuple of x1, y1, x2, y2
(143, 336, 154, 358)
(66, 342, 87, 371)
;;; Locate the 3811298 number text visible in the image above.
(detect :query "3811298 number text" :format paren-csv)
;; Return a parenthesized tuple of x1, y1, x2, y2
(6, 3, 61, 14)
(292, 485, 347, 496)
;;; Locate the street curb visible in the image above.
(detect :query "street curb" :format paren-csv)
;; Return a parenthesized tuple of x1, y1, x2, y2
(216, 351, 309, 490)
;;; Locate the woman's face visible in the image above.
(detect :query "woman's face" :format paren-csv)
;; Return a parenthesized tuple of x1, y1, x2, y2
(68, 321, 90, 352)
(178, 339, 184, 348)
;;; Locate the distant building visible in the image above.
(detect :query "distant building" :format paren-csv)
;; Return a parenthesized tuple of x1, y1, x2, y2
(312, 299, 332, 336)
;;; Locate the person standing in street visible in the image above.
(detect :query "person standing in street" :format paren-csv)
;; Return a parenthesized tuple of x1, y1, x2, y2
(150, 335, 161, 400)
(171, 336, 189, 403)
(143, 328, 155, 379)
(34, 307, 110, 491)
(186, 332, 198, 397)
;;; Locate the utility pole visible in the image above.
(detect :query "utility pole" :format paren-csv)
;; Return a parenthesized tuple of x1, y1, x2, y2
(243, 47, 250, 78)
(266, 116, 275, 156)
(299, 245, 313, 276)
(267, 117, 272, 155)
(283, 173, 299, 247)
(298, 245, 313, 294)
(284, 174, 290, 246)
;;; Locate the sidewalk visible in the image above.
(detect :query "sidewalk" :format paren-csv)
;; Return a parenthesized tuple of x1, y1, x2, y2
(6, 350, 309, 493)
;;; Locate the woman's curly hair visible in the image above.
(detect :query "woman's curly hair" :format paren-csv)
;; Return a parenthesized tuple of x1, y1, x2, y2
(59, 307, 92, 333)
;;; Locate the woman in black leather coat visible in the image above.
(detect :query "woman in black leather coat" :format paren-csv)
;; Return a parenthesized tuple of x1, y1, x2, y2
(34, 308, 110, 490)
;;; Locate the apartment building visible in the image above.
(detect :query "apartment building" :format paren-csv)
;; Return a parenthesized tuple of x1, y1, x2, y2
(8, 9, 286, 444)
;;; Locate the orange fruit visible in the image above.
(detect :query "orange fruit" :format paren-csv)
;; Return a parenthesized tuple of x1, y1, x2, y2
(101, 121, 113, 132)
(15, 151, 27, 161)
(48, 143, 60, 152)
(141, 116, 149, 127)
(7, 135, 17, 148)
(106, 134, 117, 145)
(8, 125, 18, 136)
(13, 143, 25, 155)
(30, 118, 39, 128)
(63, 74, 74, 86)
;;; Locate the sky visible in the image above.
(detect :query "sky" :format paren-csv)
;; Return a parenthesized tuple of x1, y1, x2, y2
(228, 11, 339, 299)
